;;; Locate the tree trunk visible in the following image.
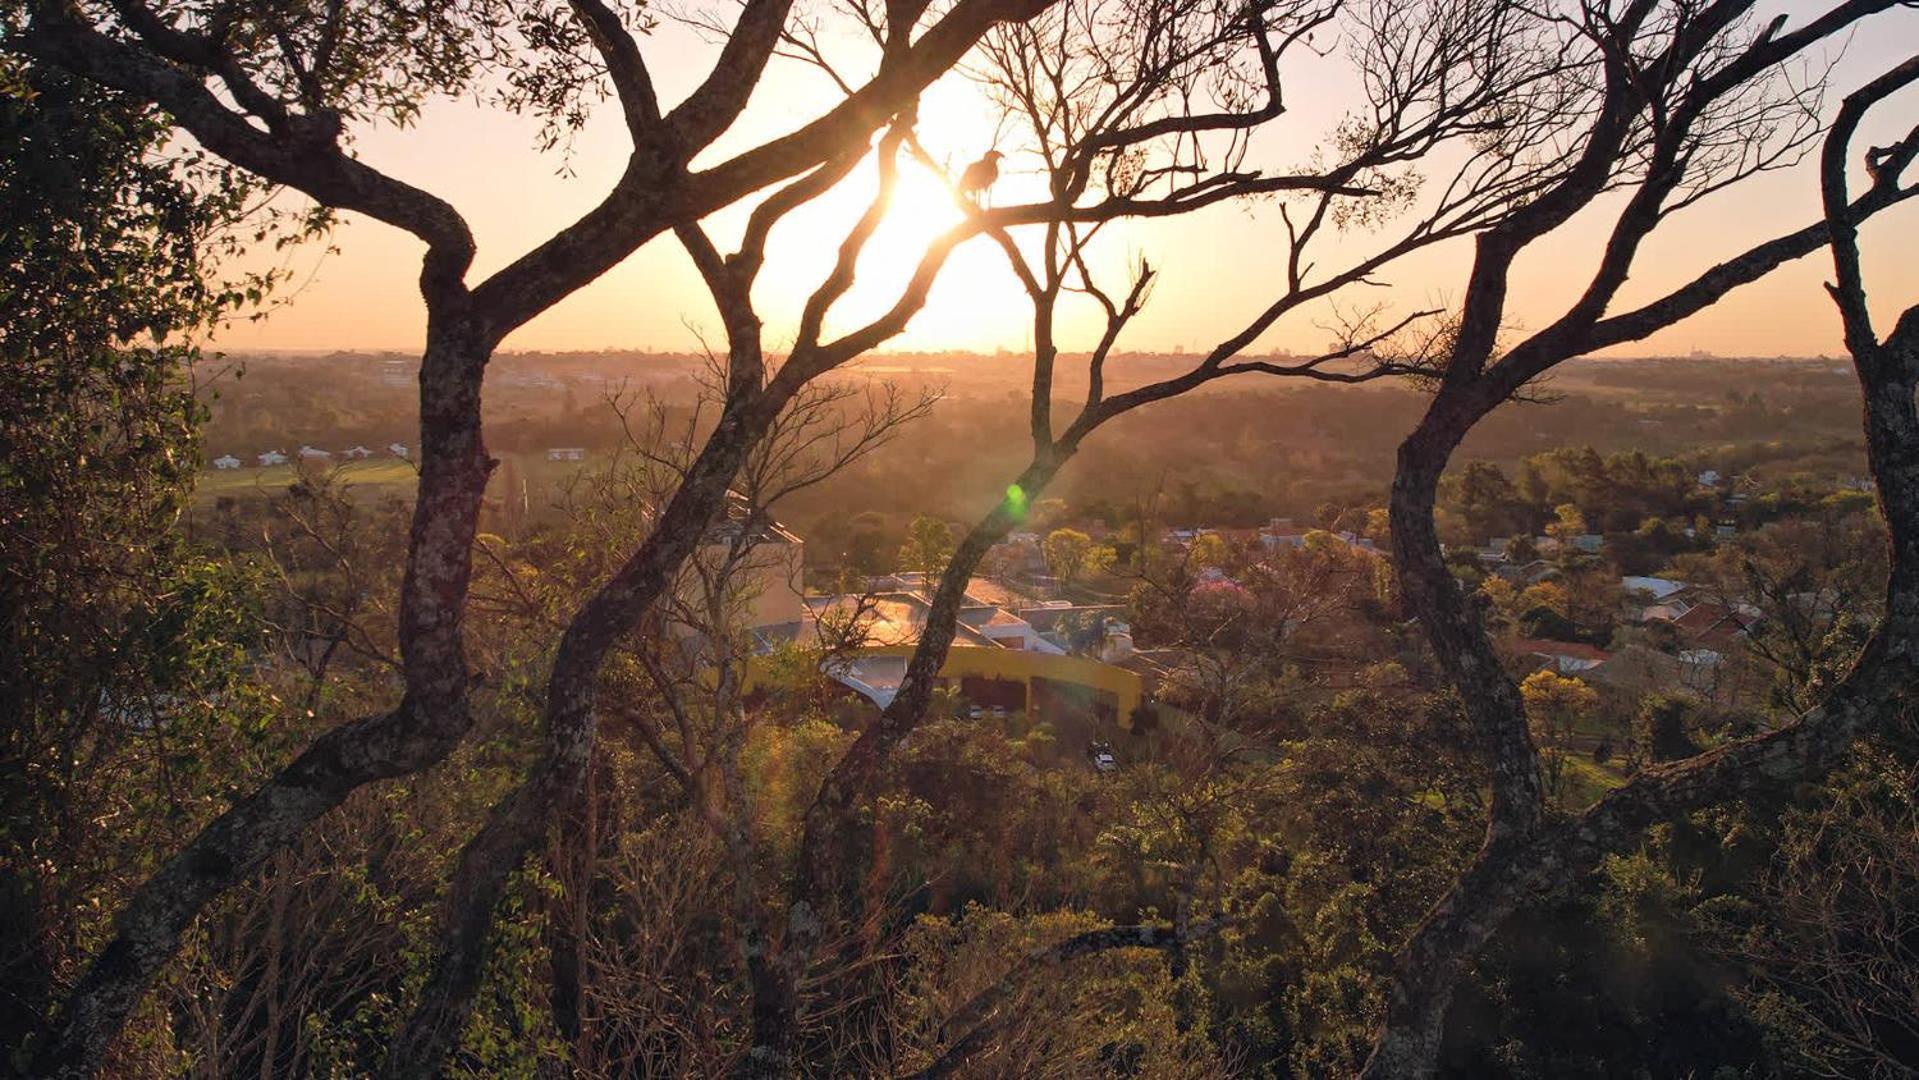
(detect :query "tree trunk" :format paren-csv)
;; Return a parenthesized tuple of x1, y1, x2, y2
(1362, 388, 1557, 1078)
(387, 392, 791, 1077)
(33, 317, 496, 1077)
(1361, 315, 1919, 1080)
(768, 455, 1066, 1068)
(1389, 394, 1547, 843)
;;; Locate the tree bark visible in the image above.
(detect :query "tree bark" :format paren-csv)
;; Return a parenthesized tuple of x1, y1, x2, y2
(1362, 69, 1919, 1070)
(31, 319, 495, 1077)
(386, 392, 791, 1077)
(755, 454, 1065, 1069)
(1365, 333, 1919, 1078)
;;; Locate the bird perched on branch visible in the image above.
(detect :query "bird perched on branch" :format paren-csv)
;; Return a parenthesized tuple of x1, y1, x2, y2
(957, 150, 1004, 205)
(1864, 143, 1896, 183)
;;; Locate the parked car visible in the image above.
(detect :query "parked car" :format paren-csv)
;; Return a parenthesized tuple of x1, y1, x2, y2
(1089, 742, 1118, 773)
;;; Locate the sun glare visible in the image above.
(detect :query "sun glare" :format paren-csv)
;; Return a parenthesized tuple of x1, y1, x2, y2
(748, 160, 1010, 351)
(746, 84, 1058, 354)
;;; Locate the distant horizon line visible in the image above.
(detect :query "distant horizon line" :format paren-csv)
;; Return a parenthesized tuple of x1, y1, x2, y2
(206, 346, 1852, 363)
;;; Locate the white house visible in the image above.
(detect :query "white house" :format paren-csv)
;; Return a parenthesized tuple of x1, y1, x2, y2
(1697, 469, 1721, 488)
(388, 443, 410, 459)
(211, 454, 242, 470)
(299, 445, 332, 460)
(342, 445, 373, 459)
(1260, 518, 1307, 550)
(547, 447, 587, 461)
(257, 450, 288, 467)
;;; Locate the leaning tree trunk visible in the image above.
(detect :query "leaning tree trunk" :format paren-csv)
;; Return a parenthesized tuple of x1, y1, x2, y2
(1359, 385, 1555, 1075)
(386, 389, 794, 1077)
(762, 453, 1066, 1071)
(1389, 393, 1549, 840)
(1360, 301, 1919, 1080)
(32, 313, 498, 1077)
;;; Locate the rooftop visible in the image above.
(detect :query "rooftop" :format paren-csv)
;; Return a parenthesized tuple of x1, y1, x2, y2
(703, 490, 803, 548)
(961, 576, 1032, 609)
(1672, 601, 1758, 645)
(1017, 603, 1125, 634)
(1622, 576, 1689, 600)
(1509, 638, 1613, 664)
(793, 592, 997, 649)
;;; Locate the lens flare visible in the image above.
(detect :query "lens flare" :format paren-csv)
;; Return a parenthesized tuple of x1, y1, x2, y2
(1005, 483, 1029, 521)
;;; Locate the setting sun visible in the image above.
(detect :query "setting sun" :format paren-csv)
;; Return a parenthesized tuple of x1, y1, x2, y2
(736, 81, 1073, 354)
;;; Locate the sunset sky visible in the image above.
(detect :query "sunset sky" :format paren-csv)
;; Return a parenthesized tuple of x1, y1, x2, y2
(213, 6, 1919, 361)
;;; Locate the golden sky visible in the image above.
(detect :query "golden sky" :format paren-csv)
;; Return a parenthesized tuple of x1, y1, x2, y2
(213, 7, 1919, 361)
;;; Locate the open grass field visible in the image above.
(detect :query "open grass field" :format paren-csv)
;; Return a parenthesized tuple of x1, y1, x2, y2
(196, 458, 419, 498)
(1559, 754, 1628, 809)
(193, 453, 597, 523)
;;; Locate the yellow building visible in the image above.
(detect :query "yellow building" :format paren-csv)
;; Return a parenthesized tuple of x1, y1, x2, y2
(700, 498, 1150, 732)
(751, 589, 1146, 730)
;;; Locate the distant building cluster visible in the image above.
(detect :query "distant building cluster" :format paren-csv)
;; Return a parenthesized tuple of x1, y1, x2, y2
(1449, 459, 1803, 702)
(1502, 573, 1763, 698)
(1253, 517, 1379, 554)
(683, 497, 1162, 741)
(211, 443, 597, 470)
(210, 443, 410, 470)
